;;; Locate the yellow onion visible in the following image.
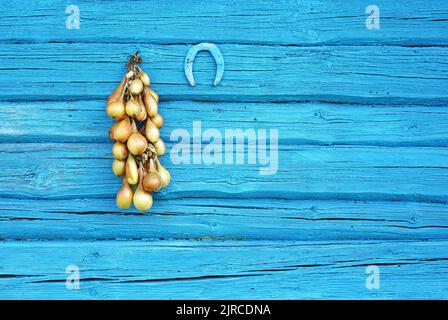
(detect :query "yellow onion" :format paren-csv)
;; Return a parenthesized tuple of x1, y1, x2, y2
(154, 138, 166, 156)
(109, 122, 118, 140)
(113, 117, 133, 142)
(112, 142, 128, 160)
(143, 172, 161, 192)
(125, 97, 141, 117)
(143, 160, 161, 192)
(112, 159, 125, 176)
(135, 106, 147, 121)
(107, 76, 126, 105)
(151, 113, 164, 128)
(156, 159, 171, 188)
(127, 132, 148, 155)
(143, 87, 158, 116)
(133, 185, 153, 211)
(116, 180, 133, 209)
(148, 88, 159, 103)
(145, 118, 160, 143)
(129, 78, 143, 95)
(106, 101, 126, 120)
(125, 154, 139, 185)
(138, 67, 150, 86)
(135, 96, 147, 121)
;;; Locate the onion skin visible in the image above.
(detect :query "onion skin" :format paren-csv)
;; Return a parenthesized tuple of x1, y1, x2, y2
(130, 79, 143, 95)
(151, 113, 164, 128)
(113, 117, 133, 142)
(154, 139, 166, 156)
(112, 159, 125, 176)
(148, 88, 159, 103)
(135, 107, 147, 121)
(106, 101, 126, 120)
(135, 97, 148, 121)
(116, 180, 133, 209)
(127, 132, 148, 155)
(125, 70, 134, 79)
(139, 68, 151, 86)
(143, 87, 158, 116)
(109, 122, 118, 140)
(125, 98, 141, 117)
(143, 172, 161, 192)
(145, 118, 160, 143)
(157, 161, 171, 188)
(107, 76, 126, 105)
(133, 186, 153, 211)
(112, 142, 128, 160)
(125, 154, 139, 185)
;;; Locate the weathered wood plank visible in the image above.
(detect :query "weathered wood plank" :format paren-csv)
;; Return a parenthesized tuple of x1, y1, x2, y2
(0, 143, 447, 202)
(1, 240, 448, 299)
(0, 198, 447, 241)
(1, 43, 447, 102)
(1, 0, 448, 45)
(1, 101, 448, 146)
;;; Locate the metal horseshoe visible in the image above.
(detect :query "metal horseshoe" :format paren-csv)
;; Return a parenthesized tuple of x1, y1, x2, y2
(184, 43, 224, 86)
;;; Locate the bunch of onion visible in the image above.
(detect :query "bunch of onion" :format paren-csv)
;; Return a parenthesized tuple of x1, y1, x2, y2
(107, 52, 170, 211)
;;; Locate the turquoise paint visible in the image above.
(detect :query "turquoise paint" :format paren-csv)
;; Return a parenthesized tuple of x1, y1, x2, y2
(0, 0, 447, 299)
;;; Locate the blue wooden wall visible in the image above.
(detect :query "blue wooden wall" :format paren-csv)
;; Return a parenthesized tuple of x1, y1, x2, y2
(1, 0, 448, 299)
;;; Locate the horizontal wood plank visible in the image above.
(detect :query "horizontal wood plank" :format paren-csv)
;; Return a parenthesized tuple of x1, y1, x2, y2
(0, 143, 447, 202)
(1, 101, 448, 146)
(0, 198, 447, 241)
(1, 43, 447, 102)
(1, 0, 448, 45)
(1, 240, 448, 299)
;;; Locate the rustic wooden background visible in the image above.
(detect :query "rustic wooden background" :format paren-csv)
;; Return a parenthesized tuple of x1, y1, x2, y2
(0, 0, 447, 299)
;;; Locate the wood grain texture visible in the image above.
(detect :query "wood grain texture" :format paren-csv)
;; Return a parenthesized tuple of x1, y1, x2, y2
(1, 198, 447, 241)
(0, 143, 447, 202)
(1, 43, 447, 102)
(1, 0, 448, 45)
(1, 240, 448, 299)
(1, 101, 448, 146)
